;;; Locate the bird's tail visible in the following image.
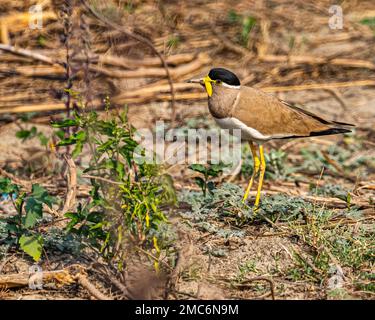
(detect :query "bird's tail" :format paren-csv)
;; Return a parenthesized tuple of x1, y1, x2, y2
(308, 126, 352, 137)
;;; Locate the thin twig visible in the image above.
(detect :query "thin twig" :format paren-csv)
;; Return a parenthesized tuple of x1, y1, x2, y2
(76, 274, 111, 300)
(81, 174, 123, 185)
(232, 277, 276, 300)
(62, 155, 77, 214)
(135, 246, 173, 271)
(0, 44, 62, 66)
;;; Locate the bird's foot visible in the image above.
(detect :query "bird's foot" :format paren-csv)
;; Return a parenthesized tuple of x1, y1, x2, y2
(252, 204, 260, 215)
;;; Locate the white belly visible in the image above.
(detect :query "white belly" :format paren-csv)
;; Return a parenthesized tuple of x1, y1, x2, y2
(213, 117, 271, 143)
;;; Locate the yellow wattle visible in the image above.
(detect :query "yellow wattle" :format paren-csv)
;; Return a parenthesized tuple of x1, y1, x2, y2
(204, 76, 213, 96)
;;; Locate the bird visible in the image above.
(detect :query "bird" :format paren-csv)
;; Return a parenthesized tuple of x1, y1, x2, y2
(188, 67, 354, 210)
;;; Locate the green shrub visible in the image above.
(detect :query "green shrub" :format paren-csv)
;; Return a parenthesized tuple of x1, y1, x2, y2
(51, 99, 175, 269)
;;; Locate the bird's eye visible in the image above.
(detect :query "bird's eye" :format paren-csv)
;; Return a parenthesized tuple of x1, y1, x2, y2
(216, 80, 222, 84)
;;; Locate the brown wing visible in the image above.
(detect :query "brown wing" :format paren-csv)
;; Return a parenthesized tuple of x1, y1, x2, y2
(231, 86, 354, 138)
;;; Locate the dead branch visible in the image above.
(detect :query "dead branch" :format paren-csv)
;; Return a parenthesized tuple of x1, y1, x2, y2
(323, 88, 348, 112)
(0, 167, 31, 189)
(76, 274, 111, 300)
(0, 65, 65, 77)
(231, 276, 276, 300)
(0, 269, 74, 289)
(209, 23, 253, 58)
(0, 103, 67, 114)
(0, 44, 62, 66)
(260, 54, 375, 70)
(260, 80, 375, 92)
(91, 52, 210, 79)
(98, 53, 196, 69)
(0, 266, 110, 299)
(62, 155, 77, 214)
(0, 22, 10, 45)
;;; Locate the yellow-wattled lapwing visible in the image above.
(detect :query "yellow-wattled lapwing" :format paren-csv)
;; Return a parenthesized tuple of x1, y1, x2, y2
(189, 68, 354, 209)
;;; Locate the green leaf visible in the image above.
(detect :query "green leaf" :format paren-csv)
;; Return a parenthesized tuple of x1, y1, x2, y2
(0, 178, 19, 194)
(86, 212, 103, 223)
(3, 220, 19, 233)
(25, 198, 43, 228)
(207, 163, 227, 177)
(16, 129, 33, 140)
(119, 109, 128, 123)
(55, 130, 66, 139)
(51, 118, 79, 128)
(89, 222, 104, 230)
(207, 181, 216, 193)
(346, 192, 351, 208)
(75, 130, 86, 141)
(119, 144, 136, 165)
(19, 234, 43, 261)
(116, 162, 125, 180)
(57, 137, 77, 146)
(57, 131, 86, 146)
(104, 159, 115, 170)
(241, 16, 256, 46)
(227, 9, 241, 24)
(189, 164, 206, 174)
(96, 121, 116, 136)
(72, 141, 83, 158)
(24, 184, 54, 228)
(14, 192, 26, 212)
(97, 139, 114, 153)
(64, 212, 80, 231)
(37, 132, 49, 146)
(30, 184, 55, 208)
(194, 177, 205, 190)
(360, 17, 375, 26)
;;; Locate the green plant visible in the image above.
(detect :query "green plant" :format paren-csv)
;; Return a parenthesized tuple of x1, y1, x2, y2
(227, 9, 241, 24)
(257, 194, 315, 222)
(360, 17, 375, 35)
(166, 35, 181, 50)
(189, 163, 227, 197)
(226, 10, 257, 47)
(0, 178, 55, 261)
(15, 126, 49, 147)
(297, 136, 375, 175)
(123, 1, 136, 13)
(241, 16, 256, 46)
(37, 35, 47, 47)
(180, 182, 251, 226)
(236, 260, 258, 282)
(327, 288, 353, 300)
(285, 205, 373, 286)
(51, 101, 175, 267)
(312, 183, 352, 207)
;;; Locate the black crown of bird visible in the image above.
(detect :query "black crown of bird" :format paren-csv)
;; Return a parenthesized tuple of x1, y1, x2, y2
(188, 67, 354, 210)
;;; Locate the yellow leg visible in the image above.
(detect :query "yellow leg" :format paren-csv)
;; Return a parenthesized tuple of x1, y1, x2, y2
(254, 145, 266, 210)
(242, 142, 260, 202)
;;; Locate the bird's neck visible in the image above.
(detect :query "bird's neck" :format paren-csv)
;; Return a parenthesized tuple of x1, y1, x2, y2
(208, 86, 240, 118)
